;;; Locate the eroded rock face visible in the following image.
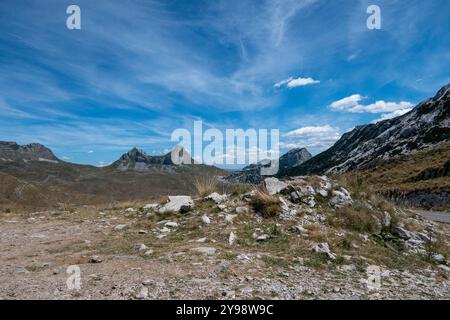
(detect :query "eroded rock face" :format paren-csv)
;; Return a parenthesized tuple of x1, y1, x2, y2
(159, 196, 193, 213)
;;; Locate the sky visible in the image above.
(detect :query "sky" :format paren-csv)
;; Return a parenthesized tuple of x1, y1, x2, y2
(0, 0, 449, 167)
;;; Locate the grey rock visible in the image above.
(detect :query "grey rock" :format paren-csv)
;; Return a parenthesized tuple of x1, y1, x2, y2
(264, 177, 288, 195)
(190, 247, 217, 255)
(312, 242, 337, 260)
(329, 188, 353, 208)
(205, 192, 227, 204)
(159, 196, 193, 213)
(201, 214, 211, 225)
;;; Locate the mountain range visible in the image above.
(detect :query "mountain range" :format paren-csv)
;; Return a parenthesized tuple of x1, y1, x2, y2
(225, 148, 312, 184)
(0, 83, 449, 209)
(0, 143, 224, 209)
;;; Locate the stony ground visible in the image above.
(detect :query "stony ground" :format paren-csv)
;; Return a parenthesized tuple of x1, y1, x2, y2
(0, 176, 449, 300)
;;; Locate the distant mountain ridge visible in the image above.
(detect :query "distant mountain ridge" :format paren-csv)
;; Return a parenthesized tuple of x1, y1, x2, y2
(0, 141, 59, 162)
(111, 145, 193, 171)
(285, 83, 450, 176)
(226, 147, 312, 183)
(0, 142, 224, 209)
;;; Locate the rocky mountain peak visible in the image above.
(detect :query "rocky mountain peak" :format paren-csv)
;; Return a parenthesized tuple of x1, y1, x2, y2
(113, 145, 193, 171)
(285, 83, 450, 176)
(0, 141, 58, 162)
(279, 147, 312, 170)
(225, 147, 312, 184)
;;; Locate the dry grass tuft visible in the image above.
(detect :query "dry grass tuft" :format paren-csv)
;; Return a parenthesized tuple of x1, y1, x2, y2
(328, 204, 380, 233)
(194, 176, 220, 197)
(249, 188, 282, 218)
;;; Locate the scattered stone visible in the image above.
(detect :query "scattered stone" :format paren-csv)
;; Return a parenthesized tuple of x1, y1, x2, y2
(159, 227, 170, 234)
(256, 234, 272, 242)
(190, 247, 216, 255)
(16, 266, 29, 274)
(114, 224, 126, 231)
(383, 211, 391, 228)
(432, 254, 445, 263)
(218, 204, 228, 211)
(143, 203, 158, 210)
(224, 214, 237, 224)
(201, 214, 211, 225)
(393, 227, 411, 239)
(134, 243, 148, 253)
(287, 225, 307, 234)
(241, 190, 256, 202)
(195, 237, 208, 243)
(159, 196, 193, 213)
(142, 279, 155, 286)
(89, 255, 102, 263)
(329, 188, 353, 208)
(235, 206, 249, 214)
(206, 192, 227, 204)
(144, 250, 154, 256)
(317, 189, 328, 197)
(135, 286, 149, 300)
(264, 177, 288, 195)
(438, 265, 450, 272)
(125, 207, 137, 213)
(302, 195, 316, 208)
(312, 242, 336, 260)
(138, 230, 148, 234)
(165, 221, 179, 228)
(229, 232, 237, 246)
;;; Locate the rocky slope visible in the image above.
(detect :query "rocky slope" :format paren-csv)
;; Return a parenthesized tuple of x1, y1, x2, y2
(226, 148, 312, 184)
(286, 83, 450, 176)
(1, 175, 448, 299)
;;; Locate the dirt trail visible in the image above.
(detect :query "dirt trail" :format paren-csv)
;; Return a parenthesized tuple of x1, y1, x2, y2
(416, 210, 450, 224)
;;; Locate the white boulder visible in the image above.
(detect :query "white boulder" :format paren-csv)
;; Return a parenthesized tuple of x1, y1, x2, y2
(312, 242, 337, 260)
(159, 196, 193, 213)
(206, 192, 228, 204)
(201, 214, 211, 225)
(264, 177, 288, 195)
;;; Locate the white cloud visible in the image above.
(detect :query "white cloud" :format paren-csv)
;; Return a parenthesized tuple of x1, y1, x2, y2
(330, 94, 365, 111)
(274, 77, 294, 88)
(87, 150, 94, 154)
(349, 101, 413, 113)
(371, 108, 413, 123)
(282, 125, 341, 152)
(330, 95, 414, 114)
(274, 77, 320, 89)
(285, 125, 337, 137)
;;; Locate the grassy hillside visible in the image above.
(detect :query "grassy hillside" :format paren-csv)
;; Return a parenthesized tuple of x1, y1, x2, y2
(341, 141, 450, 208)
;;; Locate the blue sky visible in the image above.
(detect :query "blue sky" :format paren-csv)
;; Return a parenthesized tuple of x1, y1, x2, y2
(0, 0, 449, 167)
